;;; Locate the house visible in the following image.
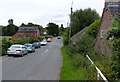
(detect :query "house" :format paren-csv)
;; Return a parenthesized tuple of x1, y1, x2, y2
(12, 27, 40, 38)
(95, 0, 120, 54)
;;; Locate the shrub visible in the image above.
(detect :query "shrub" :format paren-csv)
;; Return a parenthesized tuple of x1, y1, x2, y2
(111, 38, 120, 79)
(85, 20, 100, 38)
(107, 27, 120, 39)
(63, 29, 69, 45)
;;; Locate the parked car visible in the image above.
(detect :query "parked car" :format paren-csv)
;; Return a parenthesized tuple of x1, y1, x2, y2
(7, 44, 28, 57)
(33, 42, 41, 48)
(24, 44, 35, 52)
(57, 36, 61, 39)
(40, 40, 47, 46)
(47, 38, 52, 42)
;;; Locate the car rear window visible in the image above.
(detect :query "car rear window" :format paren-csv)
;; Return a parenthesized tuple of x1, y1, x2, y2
(10, 46, 21, 48)
(24, 45, 31, 47)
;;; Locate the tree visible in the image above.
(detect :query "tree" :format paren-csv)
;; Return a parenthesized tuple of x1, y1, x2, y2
(59, 24, 65, 35)
(71, 8, 100, 36)
(46, 22, 59, 36)
(2, 24, 19, 36)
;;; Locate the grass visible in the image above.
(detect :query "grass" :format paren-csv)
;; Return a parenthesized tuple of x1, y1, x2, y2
(60, 46, 87, 80)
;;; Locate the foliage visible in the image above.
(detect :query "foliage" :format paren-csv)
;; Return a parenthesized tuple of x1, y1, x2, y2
(71, 8, 100, 36)
(60, 46, 87, 80)
(107, 27, 120, 39)
(111, 38, 120, 79)
(20, 22, 44, 31)
(85, 20, 100, 38)
(106, 14, 120, 80)
(68, 35, 95, 68)
(2, 24, 19, 36)
(61, 19, 113, 80)
(39, 35, 54, 40)
(63, 28, 69, 45)
(59, 24, 65, 35)
(46, 22, 59, 36)
(112, 13, 120, 27)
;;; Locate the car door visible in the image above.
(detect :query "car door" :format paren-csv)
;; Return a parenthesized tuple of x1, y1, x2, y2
(32, 45, 35, 51)
(22, 46, 27, 54)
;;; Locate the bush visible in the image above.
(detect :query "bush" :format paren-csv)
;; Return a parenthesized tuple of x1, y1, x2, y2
(111, 38, 120, 79)
(63, 29, 69, 45)
(107, 26, 120, 79)
(107, 27, 120, 39)
(85, 20, 100, 38)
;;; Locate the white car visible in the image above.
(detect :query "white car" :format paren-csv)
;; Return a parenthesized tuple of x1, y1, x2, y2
(40, 40, 47, 46)
(7, 44, 28, 57)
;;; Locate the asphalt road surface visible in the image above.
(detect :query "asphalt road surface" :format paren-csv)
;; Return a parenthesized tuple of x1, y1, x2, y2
(2, 37, 63, 80)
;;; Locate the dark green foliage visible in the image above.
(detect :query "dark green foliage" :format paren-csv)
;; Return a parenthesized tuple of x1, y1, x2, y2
(71, 8, 100, 36)
(2, 24, 19, 36)
(46, 22, 59, 36)
(112, 13, 120, 27)
(107, 14, 120, 80)
(59, 24, 65, 35)
(107, 27, 120, 39)
(111, 38, 120, 79)
(20, 22, 44, 31)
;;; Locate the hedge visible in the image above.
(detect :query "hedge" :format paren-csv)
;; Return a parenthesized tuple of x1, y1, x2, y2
(2, 37, 39, 55)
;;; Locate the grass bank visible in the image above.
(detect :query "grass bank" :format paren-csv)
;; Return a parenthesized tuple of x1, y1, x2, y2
(60, 46, 87, 80)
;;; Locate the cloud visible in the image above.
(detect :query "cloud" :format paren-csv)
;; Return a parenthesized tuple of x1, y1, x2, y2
(0, 0, 105, 27)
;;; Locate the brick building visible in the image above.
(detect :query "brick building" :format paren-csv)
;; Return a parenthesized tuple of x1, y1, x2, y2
(95, 0, 120, 55)
(12, 27, 40, 38)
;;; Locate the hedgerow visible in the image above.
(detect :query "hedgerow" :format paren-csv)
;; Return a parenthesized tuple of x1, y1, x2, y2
(2, 37, 39, 55)
(107, 27, 120, 80)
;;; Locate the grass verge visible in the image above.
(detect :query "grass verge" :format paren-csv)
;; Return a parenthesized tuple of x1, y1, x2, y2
(60, 46, 87, 80)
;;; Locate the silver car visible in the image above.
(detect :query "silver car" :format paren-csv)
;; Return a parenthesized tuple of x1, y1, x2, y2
(7, 44, 28, 57)
(24, 44, 35, 52)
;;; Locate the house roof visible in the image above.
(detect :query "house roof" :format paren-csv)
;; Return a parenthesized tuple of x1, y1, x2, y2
(18, 27, 38, 32)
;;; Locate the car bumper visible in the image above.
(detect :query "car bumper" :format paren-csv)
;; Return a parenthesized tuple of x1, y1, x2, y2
(27, 49, 33, 51)
(41, 44, 47, 46)
(7, 52, 22, 55)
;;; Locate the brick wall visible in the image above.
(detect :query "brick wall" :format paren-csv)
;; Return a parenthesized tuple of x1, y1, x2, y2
(95, 7, 112, 55)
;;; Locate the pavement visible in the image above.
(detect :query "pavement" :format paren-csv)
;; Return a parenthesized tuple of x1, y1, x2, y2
(2, 37, 63, 80)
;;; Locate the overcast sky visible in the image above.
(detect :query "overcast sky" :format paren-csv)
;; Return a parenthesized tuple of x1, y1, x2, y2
(0, 0, 105, 27)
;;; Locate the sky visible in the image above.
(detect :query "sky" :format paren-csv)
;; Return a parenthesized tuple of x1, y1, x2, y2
(0, 0, 105, 27)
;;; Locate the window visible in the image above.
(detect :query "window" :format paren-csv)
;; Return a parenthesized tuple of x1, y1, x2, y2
(108, 3, 120, 7)
(100, 30, 103, 38)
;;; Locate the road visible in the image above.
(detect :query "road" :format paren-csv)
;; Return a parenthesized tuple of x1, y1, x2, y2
(2, 37, 63, 80)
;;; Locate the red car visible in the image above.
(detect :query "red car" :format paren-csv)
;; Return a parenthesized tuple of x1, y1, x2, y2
(47, 38, 52, 42)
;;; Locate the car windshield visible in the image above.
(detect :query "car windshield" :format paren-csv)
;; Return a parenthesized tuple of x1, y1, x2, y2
(42, 41, 46, 42)
(24, 44, 31, 47)
(48, 38, 51, 40)
(10, 46, 21, 48)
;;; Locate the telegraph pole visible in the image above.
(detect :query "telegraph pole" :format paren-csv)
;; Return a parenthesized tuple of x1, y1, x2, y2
(69, 0, 74, 43)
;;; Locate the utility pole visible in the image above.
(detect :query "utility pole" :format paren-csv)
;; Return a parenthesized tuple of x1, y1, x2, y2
(69, 0, 74, 43)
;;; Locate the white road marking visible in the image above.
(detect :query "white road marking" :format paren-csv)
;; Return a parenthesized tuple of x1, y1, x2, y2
(45, 49, 48, 52)
(49, 38, 57, 48)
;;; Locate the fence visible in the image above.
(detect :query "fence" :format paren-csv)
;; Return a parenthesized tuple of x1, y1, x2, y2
(86, 55, 108, 82)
